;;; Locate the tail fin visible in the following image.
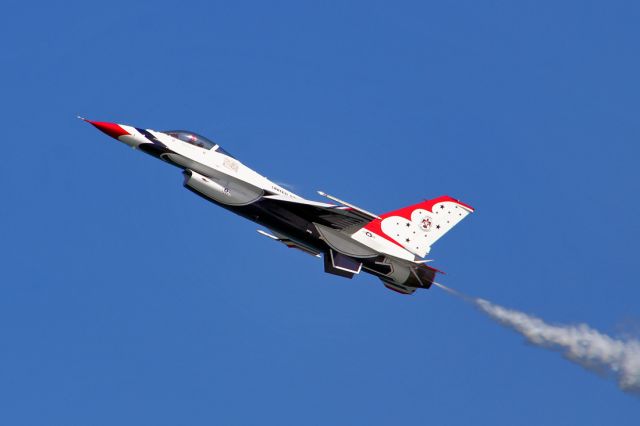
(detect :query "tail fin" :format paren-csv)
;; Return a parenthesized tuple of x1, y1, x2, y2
(362, 196, 474, 258)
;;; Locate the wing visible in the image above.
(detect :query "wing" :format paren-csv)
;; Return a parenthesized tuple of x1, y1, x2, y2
(260, 194, 374, 231)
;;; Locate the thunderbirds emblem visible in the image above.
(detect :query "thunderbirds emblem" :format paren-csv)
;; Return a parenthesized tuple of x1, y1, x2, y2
(420, 217, 432, 232)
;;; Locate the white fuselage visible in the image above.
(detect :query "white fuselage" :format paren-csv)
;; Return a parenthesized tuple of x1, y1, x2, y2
(118, 125, 301, 201)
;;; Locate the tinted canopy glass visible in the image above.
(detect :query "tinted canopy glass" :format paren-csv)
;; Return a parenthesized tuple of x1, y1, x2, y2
(163, 130, 216, 150)
(163, 130, 234, 158)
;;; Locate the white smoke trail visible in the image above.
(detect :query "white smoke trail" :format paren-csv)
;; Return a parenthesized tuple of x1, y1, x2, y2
(433, 282, 640, 395)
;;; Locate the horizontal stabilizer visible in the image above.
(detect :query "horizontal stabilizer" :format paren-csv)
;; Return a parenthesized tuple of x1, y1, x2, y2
(380, 279, 417, 295)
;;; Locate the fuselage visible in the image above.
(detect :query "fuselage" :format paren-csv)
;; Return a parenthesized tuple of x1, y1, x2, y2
(84, 118, 474, 294)
(83, 120, 385, 258)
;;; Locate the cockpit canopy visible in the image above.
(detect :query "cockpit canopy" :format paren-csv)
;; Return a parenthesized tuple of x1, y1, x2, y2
(162, 130, 234, 158)
(164, 130, 215, 149)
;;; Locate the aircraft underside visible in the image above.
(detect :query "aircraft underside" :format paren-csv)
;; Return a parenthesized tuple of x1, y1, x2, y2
(185, 185, 436, 294)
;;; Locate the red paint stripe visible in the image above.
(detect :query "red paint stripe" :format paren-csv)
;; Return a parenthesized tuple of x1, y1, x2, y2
(88, 120, 130, 139)
(376, 196, 474, 221)
(364, 219, 405, 248)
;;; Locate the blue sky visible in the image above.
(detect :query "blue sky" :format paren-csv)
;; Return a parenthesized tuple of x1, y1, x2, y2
(1, 1, 639, 424)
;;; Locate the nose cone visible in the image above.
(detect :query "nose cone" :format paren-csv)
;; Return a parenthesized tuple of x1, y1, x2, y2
(81, 117, 130, 140)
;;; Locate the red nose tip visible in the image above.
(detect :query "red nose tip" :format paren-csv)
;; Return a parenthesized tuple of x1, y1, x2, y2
(83, 119, 130, 139)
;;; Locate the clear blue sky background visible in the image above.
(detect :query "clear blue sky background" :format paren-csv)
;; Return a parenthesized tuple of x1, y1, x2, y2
(1, 1, 638, 424)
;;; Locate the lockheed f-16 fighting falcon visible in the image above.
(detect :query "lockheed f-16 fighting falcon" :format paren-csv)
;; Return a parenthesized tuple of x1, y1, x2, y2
(82, 118, 474, 295)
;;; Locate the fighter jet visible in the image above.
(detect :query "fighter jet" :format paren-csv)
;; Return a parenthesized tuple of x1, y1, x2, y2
(83, 118, 473, 294)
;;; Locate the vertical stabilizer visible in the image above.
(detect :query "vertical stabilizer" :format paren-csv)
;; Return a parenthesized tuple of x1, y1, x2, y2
(360, 196, 474, 258)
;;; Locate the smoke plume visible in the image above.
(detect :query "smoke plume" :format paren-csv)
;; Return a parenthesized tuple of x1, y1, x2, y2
(433, 283, 640, 395)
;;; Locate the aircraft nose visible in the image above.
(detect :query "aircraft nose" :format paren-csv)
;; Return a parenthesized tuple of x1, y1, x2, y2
(80, 117, 130, 140)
